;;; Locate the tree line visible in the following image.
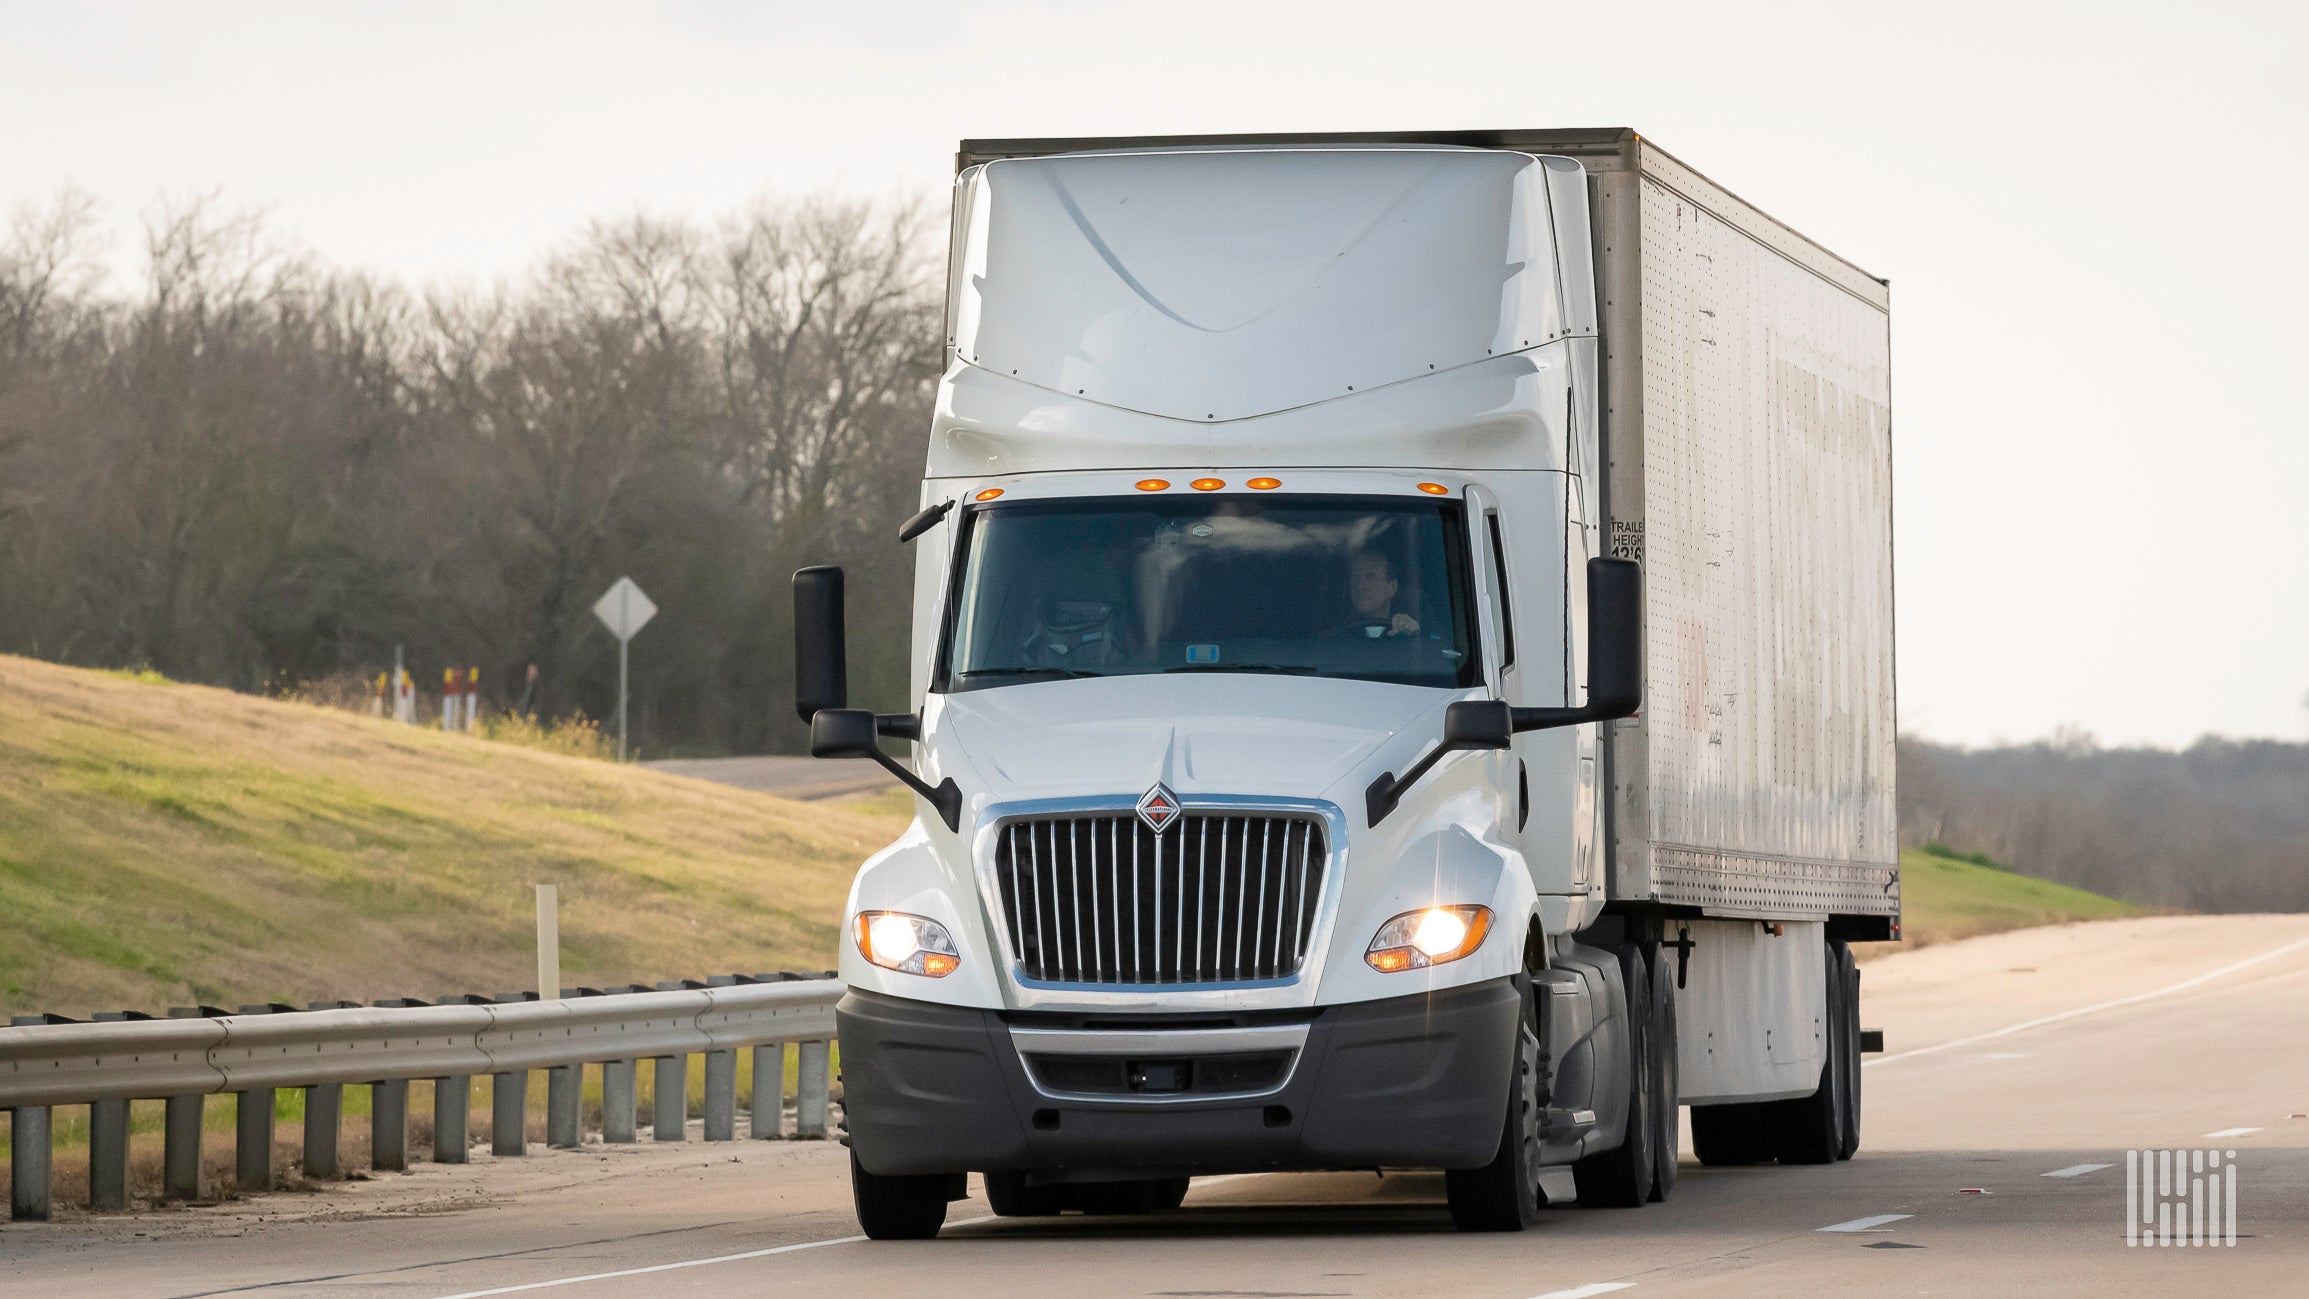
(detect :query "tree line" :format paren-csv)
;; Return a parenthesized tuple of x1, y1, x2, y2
(1899, 731, 2309, 913)
(0, 192, 939, 755)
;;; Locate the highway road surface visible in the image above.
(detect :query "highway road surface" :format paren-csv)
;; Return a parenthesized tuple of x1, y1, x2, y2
(6, 914, 2305, 1297)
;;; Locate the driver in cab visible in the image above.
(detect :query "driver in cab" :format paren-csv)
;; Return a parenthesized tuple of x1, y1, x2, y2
(1331, 550, 1420, 639)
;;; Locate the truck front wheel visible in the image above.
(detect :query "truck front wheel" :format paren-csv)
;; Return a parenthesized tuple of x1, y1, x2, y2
(850, 1151, 954, 1240)
(1444, 974, 1545, 1231)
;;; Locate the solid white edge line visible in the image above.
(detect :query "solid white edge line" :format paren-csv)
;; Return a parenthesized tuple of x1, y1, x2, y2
(426, 1216, 994, 1299)
(2204, 1127, 2263, 1138)
(1817, 1213, 1912, 1233)
(1866, 933, 2309, 1067)
(1529, 1285, 1636, 1299)
(2042, 1163, 2113, 1178)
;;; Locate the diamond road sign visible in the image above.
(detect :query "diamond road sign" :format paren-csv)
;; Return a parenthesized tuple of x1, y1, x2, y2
(592, 577, 657, 642)
(591, 576, 655, 641)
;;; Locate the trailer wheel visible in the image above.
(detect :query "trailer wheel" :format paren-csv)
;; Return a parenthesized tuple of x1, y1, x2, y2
(1574, 945, 1656, 1208)
(1689, 1101, 1770, 1165)
(1647, 942, 1680, 1201)
(983, 1171, 1067, 1217)
(850, 1150, 952, 1239)
(1835, 941, 1862, 1160)
(1444, 973, 1545, 1231)
(1764, 942, 1846, 1165)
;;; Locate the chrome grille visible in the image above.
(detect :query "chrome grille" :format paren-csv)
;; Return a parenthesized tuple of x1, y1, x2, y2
(995, 812, 1327, 985)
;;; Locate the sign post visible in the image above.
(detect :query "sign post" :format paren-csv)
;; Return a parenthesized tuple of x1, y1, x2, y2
(591, 577, 657, 762)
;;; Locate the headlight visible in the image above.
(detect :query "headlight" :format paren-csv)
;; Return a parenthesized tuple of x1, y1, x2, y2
(854, 911, 961, 977)
(1365, 905, 1492, 973)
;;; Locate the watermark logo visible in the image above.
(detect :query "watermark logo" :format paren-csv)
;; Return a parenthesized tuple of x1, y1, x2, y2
(2127, 1149, 2237, 1246)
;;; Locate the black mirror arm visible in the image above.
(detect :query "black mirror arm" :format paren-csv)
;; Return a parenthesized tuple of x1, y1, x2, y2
(1508, 696, 1639, 734)
(896, 500, 953, 544)
(1365, 741, 1455, 828)
(856, 747, 962, 833)
(875, 712, 921, 741)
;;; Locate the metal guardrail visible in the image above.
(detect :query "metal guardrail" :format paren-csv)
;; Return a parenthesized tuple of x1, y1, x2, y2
(1, 977, 845, 1223)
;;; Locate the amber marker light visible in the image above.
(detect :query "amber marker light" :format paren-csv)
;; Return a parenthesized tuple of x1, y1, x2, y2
(1416, 482, 1450, 495)
(1136, 478, 1171, 492)
(1246, 477, 1282, 490)
(1191, 477, 1226, 491)
(973, 487, 1005, 501)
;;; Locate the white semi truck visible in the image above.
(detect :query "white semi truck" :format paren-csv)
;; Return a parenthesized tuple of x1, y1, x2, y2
(795, 128, 1898, 1238)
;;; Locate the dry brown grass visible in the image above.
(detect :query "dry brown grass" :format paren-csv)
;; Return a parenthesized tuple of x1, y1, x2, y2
(0, 654, 904, 1018)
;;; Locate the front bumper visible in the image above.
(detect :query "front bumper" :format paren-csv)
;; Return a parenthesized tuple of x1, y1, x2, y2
(838, 976, 1519, 1178)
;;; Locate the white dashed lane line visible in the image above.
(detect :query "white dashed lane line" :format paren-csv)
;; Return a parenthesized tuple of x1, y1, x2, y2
(2205, 1127, 2263, 1138)
(1817, 1214, 1913, 1233)
(1528, 1285, 1636, 1299)
(2043, 1163, 2113, 1178)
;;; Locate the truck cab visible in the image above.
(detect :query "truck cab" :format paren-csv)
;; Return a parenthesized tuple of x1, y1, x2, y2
(797, 131, 1895, 1238)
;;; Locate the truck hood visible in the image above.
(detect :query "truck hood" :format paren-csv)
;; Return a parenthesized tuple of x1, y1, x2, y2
(926, 674, 1459, 808)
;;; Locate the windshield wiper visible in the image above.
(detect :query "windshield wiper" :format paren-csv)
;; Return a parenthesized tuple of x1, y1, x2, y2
(959, 667, 1102, 681)
(1162, 664, 1317, 675)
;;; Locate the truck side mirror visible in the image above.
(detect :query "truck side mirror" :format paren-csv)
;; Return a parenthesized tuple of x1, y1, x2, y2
(793, 566, 848, 723)
(1511, 557, 1643, 733)
(809, 707, 881, 758)
(795, 569, 963, 831)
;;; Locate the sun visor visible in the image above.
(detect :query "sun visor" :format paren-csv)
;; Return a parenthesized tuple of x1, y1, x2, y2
(950, 148, 1586, 424)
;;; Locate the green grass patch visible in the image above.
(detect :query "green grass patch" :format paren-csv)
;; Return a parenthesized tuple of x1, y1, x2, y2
(1896, 843, 2144, 949)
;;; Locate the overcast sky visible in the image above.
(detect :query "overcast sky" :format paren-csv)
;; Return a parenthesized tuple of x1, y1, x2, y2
(5, 0, 2304, 749)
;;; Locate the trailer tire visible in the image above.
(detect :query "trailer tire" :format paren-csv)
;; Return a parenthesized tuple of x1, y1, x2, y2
(1076, 1178, 1185, 1215)
(1764, 943, 1846, 1165)
(983, 1171, 1067, 1217)
(850, 1150, 952, 1239)
(1444, 974, 1545, 1231)
(1689, 1102, 1770, 1166)
(1836, 941, 1862, 1160)
(1574, 945, 1656, 1208)
(1648, 941, 1680, 1201)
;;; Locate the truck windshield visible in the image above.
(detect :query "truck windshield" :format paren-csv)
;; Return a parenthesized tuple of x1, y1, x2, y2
(942, 495, 1480, 691)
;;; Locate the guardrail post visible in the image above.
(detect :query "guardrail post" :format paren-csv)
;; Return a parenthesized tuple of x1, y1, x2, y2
(303, 1083, 342, 1179)
(434, 1076, 470, 1163)
(796, 1039, 830, 1139)
(89, 1097, 130, 1210)
(372, 1079, 408, 1171)
(236, 1089, 275, 1189)
(87, 1010, 142, 1210)
(750, 1043, 785, 1138)
(9, 1105, 51, 1221)
(546, 1065, 580, 1149)
(602, 1060, 637, 1143)
(163, 1094, 204, 1199)
(704, 1049, 736, 1141)
(653, 1055, 686, 1141)
(491, 1072, 527, 1156)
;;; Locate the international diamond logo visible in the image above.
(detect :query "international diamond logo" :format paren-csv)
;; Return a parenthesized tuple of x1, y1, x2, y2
(1136, 782, 1181, 834)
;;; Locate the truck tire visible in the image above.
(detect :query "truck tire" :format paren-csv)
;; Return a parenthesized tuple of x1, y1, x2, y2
(850, 1150, 952, 1239)
(1648, 942, 1680, 1201)
(1764, 943, 1846, 1165)
(983, 1171, 1068, 1217)
(1836, 941, 1862, 1160)
(1689, 1102, 1770, 1165)
(1574, 945, 1656, 1208)
(1444, 974, 1545, 1231)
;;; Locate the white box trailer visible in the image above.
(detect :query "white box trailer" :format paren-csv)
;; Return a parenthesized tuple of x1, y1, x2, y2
(795, 128, 1897, 1240)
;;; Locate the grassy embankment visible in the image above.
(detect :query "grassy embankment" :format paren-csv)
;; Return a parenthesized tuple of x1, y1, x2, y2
(0, 653, 905, 1207)
(1884, 843, 2146, 954)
